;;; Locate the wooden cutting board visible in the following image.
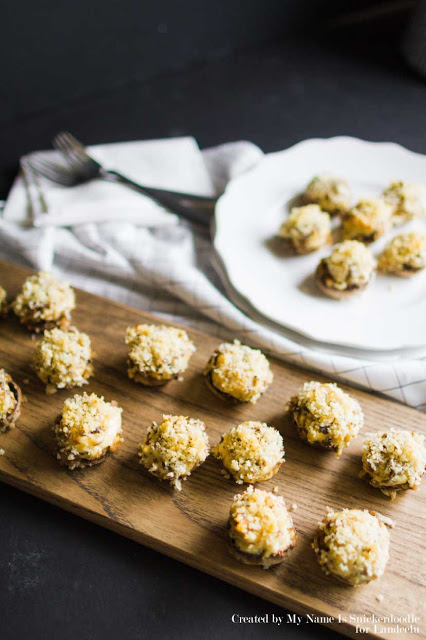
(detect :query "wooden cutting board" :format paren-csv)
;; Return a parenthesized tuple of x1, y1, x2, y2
(0, 260, 424, 640)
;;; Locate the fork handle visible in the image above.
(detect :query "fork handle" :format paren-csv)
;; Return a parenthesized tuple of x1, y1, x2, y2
(102, 169, 217, 227)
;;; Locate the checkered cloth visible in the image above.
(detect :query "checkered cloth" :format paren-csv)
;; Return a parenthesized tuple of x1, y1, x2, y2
(1, 137, 425, 409)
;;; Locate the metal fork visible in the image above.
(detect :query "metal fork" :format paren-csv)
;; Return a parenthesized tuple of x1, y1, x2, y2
(28, 132, 218, 226)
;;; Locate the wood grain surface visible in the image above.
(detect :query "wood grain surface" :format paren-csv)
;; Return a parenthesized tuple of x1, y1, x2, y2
(0, 260, 424, 640)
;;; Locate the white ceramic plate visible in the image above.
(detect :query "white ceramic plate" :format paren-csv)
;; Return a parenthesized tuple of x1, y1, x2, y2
(214, 137, 426, 351)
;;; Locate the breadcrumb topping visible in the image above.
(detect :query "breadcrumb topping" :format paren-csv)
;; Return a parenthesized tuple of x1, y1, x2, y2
(34, 327, 93, 392)
(126, 324, 195, 382)
(54, 392, 123, 469)
(305, 174, 351, 215)
(288, 381, 363, 456)
(13, 272, 75, 327)
(343, 198, 393, 243)
(313, 508, 390, 586)
(213, 421, 284, 484)
(204, 340, 273, 404)
(0, 285, 7, 315)
(362, 429, 426, 498)
(228, 486, 296, 564)
(383, 181, 426, 223)
(279, 204, 331, 253)
(378, 232, 426, 276)
(0, 369, 16, 422)
(139, 414, 209, 490)
(322, 240, 376, 290)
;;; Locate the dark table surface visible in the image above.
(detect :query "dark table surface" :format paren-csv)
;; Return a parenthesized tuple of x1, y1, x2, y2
(1, 30, 425, 640)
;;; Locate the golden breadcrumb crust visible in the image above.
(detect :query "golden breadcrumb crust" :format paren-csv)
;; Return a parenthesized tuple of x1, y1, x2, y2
(378, 232, 426, 276)
(54, 392, 123, 469)
(313, 508, 391, 586)
(204, 340, 273, 404)
(126, 324, 195, 385)
(13, 271, 75, 331)
(304, 174, 351, 215)
(213, 421, 284, 484)
(383, 181, 426, 223)
(362, 429, 426, 498)
(34, 327, 93, 393)
(227, 486, 296, 567)
(279, 204, 331, 254)
(0, 369, 21, 432)
(139, 414, 209, 490)
(343, 198, 393, 243)
(316, 240, 375, 297)
(0, 286, 8, 316)
(288, 381, 363, 456)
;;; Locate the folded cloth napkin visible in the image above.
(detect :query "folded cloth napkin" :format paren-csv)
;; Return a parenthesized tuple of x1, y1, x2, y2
(1, 136, 426, 410)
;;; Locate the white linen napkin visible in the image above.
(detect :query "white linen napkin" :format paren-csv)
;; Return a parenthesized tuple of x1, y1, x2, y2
(19, 137, 216, 227)
(1, 136, 425, 410)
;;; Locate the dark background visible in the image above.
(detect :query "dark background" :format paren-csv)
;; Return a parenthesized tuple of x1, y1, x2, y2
(1, 1, 425, 639)
(1, 0, 423, 197)
(2, 0, 384, 119)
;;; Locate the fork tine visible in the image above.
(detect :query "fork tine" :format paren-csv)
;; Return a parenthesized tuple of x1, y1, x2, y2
(28, 158, 56, 179)
(26, 156, 77, 186)
(61, 131, 86, 152)
(53, 132, 87, 170)
(55, 132, 89, 161)
(53, 131, 101, 181)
